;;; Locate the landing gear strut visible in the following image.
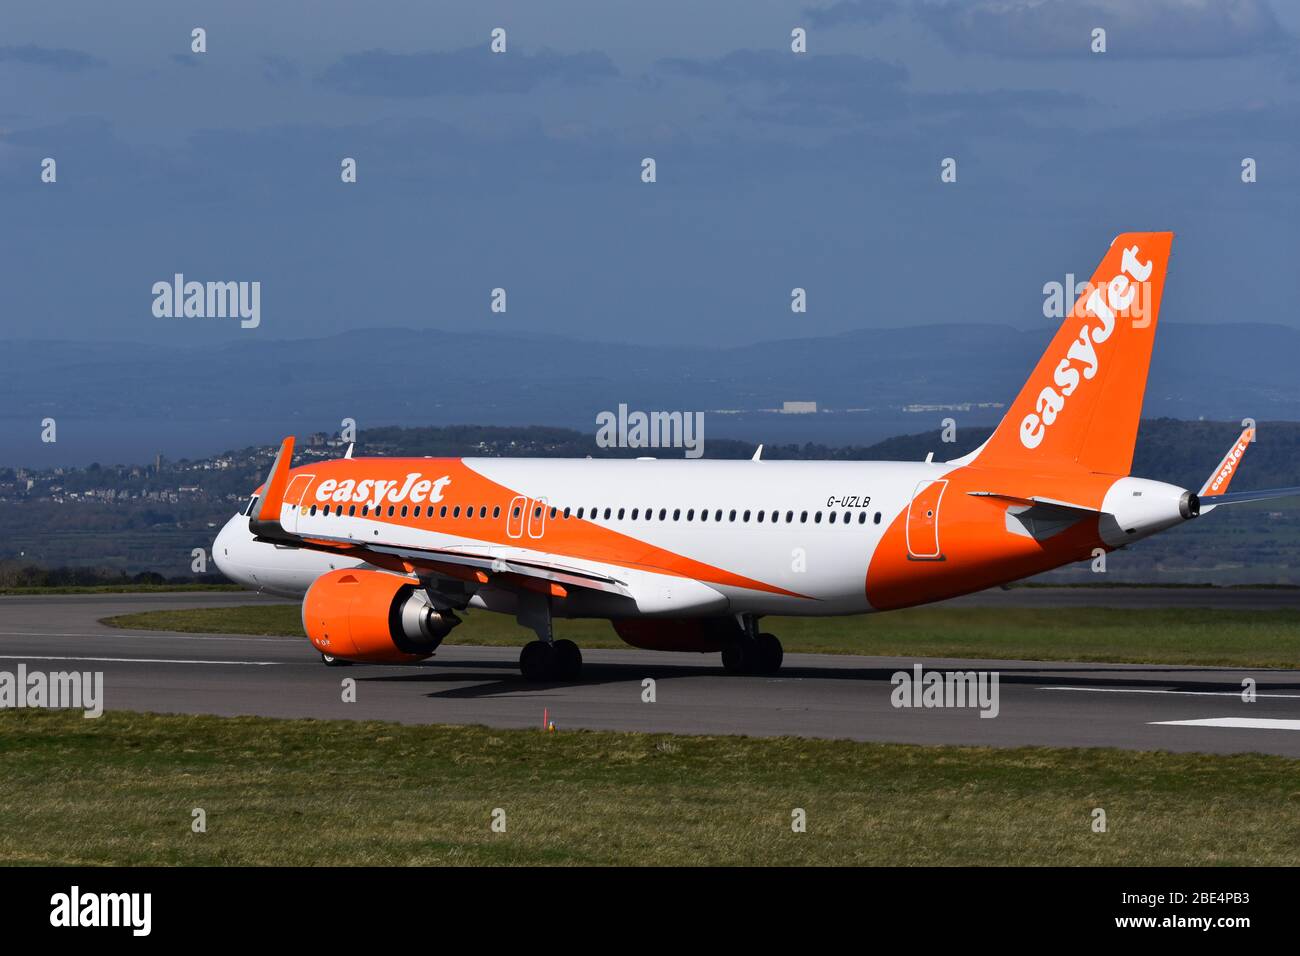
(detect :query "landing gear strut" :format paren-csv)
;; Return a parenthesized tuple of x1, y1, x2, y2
(520, 638, 583, 682)
(516, 591, 582, 681)
(722, 617, 783, 675)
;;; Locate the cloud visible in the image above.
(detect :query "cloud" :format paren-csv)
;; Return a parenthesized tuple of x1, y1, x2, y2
(316, 46, 617, 97)
(0, 44, 106, 72)
(915, 0, 1294, 58)
(804, 1, 902, 27)
(261, 55, 299, 85)
(658, 49, 910, 122)
(657, 49, 1083, 128)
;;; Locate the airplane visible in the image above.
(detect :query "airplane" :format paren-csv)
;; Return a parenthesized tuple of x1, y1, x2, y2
(213, 232, 1299, 681)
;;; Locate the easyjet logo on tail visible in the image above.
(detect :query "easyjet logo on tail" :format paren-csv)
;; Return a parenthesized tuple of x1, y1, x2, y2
(1208, 432, 1252, 493)
(314, 473, 452, 508)
(1019, 245, 1154, 450)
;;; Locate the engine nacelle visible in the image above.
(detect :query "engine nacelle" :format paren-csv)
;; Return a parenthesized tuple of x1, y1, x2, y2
(302, 568, 460, 663)
(611, 617, 738, 653)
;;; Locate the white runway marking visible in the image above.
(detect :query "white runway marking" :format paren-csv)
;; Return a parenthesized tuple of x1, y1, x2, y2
(1040, 686, 1300, 699)
(1151, 717, 1300, 730)
(0, 654, 277, 666)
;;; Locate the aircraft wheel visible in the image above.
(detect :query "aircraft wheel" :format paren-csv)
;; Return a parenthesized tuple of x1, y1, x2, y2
(754, 633, 784, 675)
(721, 641, 749, 674)
(552, 639, 583, 681)
(520, 640, 554, 681)
(321, 653, 351, 667)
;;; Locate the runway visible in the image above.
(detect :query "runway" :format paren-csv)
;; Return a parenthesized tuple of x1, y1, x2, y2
(1, 589, 1298, 757)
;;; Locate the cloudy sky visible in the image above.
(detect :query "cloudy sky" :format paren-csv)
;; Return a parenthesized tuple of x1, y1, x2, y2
(2, 0, 1299, 347)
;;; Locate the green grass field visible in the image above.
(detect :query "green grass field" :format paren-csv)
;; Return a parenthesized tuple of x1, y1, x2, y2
(2, 709, 1297, 866)
(102, 604, 1300, 668)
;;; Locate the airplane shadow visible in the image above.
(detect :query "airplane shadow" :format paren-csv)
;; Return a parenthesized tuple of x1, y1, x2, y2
(351, 654, 1300, 700)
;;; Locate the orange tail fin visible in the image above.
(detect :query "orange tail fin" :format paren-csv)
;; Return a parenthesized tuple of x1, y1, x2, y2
(975, 232, 1174, 477)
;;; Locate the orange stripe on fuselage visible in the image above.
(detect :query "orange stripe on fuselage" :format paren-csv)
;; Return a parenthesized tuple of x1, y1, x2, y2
(284, 458, 811, 600)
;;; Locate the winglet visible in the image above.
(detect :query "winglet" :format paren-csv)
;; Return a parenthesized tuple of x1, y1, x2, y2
(1198, 425, 1254, 497)
(249, 436, 296, 540)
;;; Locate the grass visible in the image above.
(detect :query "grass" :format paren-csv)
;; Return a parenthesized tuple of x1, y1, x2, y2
(1, 709, 1297, 866)
(102, 604, 1300, 668)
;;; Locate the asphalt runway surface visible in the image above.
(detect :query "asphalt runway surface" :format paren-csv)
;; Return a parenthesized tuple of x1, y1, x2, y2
(1, 589, 1298, 757)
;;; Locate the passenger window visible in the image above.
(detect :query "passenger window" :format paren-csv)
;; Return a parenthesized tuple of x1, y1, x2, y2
(550, 506, 557, 519)
(400, 505, 408, 517)
(743, 510, 751, 522)
(454, 506, 462, 518)
(829, 512, 836, 524)
(814, 512, 822, 523)
(687, 509, 694, 521)
(858, 512, 867, 524)
(480, 506, 488, 518)
(786, 510, 794, 523)
(617, 508, 625, 519)
(309, 505, 317, 515)
(577, 507, 584, 519)
(440, 506, 448, 518)
(604, 508, 612, 519)
(757, 511, 765, 523)
(729, 510, 737, 522)
(658, 508, 667, 520)
(800, 511, 808, 523)
(493, 506, 501, 518)
(349, 505, 356, 516)
(700, 509, 708, 522)
(563, 506, 571, 518)
(874, 512, 882, 524)
(361, 505, 369, 516)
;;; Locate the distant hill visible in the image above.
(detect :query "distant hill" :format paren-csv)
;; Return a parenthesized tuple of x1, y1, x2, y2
(2, 321, 1298, 467)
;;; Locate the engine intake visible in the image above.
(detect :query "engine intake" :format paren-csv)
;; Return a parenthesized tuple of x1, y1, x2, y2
(303, 568, 460, 663)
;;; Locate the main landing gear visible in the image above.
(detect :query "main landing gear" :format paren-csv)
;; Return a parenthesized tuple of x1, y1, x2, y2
(516, 591, 582, 681)
(520, 638, 583, 682)
(722, 617, 784, 675)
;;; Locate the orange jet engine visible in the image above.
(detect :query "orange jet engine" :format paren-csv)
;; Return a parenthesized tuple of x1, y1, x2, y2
(302, 569, 460, 663)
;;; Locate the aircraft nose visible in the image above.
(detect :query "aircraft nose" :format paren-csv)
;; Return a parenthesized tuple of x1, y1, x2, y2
(212, 514, 250, 585)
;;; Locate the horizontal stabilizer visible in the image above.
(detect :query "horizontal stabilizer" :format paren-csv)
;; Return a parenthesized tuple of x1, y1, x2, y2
(967, 491, 1103, 516)
(1198, 486, 1300, 509)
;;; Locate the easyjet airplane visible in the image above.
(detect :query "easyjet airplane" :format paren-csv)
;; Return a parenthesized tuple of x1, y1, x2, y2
(214, 232, 1297, 680)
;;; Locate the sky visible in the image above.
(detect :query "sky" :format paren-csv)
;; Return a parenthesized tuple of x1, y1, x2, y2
(2, 0, 1299, 348)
